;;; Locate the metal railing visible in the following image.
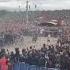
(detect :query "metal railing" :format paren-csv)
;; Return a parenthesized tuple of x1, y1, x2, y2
(11, 62, 60, 70)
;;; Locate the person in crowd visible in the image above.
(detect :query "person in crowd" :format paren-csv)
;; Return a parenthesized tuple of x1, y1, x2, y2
(0, 55, 9, 70)
(14, 48, 20, 62)
(10, 51, 15, 64)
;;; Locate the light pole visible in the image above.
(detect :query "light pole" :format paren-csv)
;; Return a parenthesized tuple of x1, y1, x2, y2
(26, 0, 29, 25)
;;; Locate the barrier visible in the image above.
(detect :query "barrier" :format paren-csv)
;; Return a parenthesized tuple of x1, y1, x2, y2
(20, 63, 29, 70)
(13, 63, 20, 70)
(12, 63, 60, 70)
(29, 65, 39, 70)
(39, 67, 47, 70)
(48, 68, 59, 70)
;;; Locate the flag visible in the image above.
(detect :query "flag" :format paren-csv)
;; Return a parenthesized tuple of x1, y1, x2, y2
(35, 5, 37, 9)
(29, 5, 30, 9)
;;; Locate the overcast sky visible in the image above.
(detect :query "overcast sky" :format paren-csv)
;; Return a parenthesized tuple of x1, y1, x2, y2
(0, 0, 70, 11)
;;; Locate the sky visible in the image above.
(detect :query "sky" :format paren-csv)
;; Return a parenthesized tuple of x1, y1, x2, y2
(0, 0, 70, 11)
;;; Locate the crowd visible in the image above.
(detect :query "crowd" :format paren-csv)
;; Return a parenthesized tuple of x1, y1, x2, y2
(0, 43, 70, 70)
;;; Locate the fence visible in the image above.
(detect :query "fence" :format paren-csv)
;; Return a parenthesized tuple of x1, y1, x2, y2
(12, 62, 60, 70)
